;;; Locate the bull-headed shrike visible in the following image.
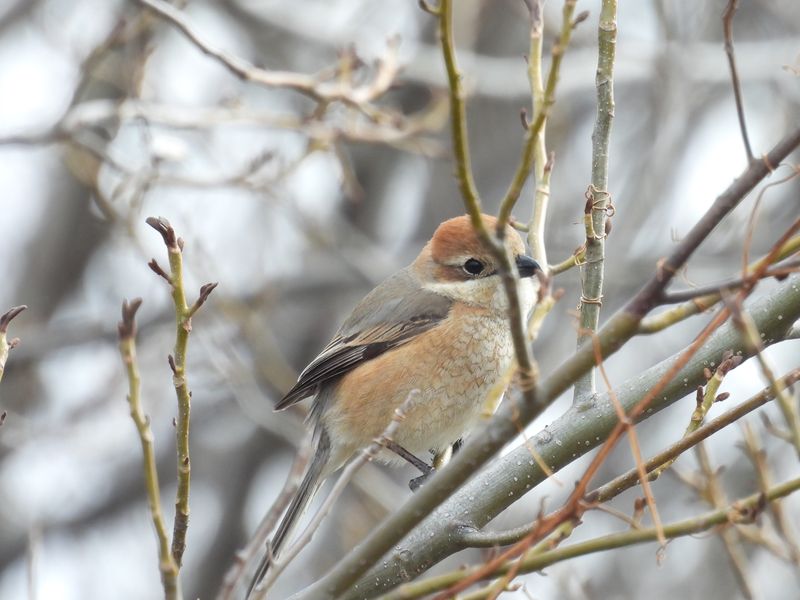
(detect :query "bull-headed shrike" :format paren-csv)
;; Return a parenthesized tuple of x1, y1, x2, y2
(249, 213, 541, 593)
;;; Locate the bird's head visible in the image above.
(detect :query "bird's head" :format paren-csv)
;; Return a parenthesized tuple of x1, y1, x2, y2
(413, 214, 541, 314)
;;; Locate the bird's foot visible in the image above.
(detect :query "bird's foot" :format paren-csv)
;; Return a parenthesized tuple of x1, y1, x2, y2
(409, 471, 431, 492)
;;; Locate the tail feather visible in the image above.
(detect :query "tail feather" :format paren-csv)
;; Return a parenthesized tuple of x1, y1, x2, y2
(247, 430, 331, 598)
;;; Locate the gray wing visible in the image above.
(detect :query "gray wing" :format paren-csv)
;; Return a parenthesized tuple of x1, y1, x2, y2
(275, 267, 452, 410)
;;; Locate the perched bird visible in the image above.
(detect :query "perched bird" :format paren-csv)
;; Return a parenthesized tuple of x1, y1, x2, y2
(249, 213, 540, 595)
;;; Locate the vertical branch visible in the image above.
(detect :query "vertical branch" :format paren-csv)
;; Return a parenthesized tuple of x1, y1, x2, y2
(574, 0, 617, 402)
(722, 0, 754, 163)
(118, 299, 180, 600)
(438, 0, 483, 228)
(0, 305, 26, 386)
(524, 0, 549, 266)
(497, 0, 581, 232)
(146, 217, 217, 568)
(437, 0, 537, 394)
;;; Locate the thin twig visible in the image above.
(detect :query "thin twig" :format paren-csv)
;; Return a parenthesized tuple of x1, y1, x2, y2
(118, 299, 181, 599)
(134, 0, 399, 110)
(740, 422, 800, 567)
(658, 259, 800, 304)
(694, 438, 755, 599)
(592, 335, 665, 546)
(722, 0, 754, 163)
(146, 216, 217, 567)
(524, 0, 549, 267)
(730, 301, 800, 457)
(437, 0, 483, 223)
(437, 0, 540, 406)
(496, 0, 580, 231)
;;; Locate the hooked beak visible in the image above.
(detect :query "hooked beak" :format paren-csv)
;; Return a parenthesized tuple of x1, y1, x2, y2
(515, 254, 541, 278)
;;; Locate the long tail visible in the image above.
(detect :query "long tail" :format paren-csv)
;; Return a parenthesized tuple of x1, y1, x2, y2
(247, 430, 331, 598)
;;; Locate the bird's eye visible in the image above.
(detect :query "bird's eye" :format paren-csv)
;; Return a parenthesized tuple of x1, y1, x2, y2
(463, 258, 485, 275)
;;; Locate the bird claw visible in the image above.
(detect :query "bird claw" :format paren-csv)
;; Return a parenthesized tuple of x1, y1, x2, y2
(409, 471, 430, 492)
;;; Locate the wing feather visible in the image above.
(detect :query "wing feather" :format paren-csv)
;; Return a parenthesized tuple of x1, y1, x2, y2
(275, 267, 451, 410)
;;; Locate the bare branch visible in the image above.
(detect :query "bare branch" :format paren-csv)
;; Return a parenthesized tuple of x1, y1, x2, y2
(722, 0, 754, 163)
(574, 0, 617, 401)
(117, 298, 180, 599)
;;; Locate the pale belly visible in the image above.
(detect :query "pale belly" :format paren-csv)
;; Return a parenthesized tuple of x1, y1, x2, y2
(320, 310, 516, 470)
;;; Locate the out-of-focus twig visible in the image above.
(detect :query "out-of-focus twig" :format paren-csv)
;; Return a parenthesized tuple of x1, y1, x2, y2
(118, 298, 181, 600)
(497, 1, 582, 232)
(741, 422, 800, 567)
(722, 0, 754, 163)
(146, 217, 218, 567)
(730, 301, 800, 458)
(693, 437, 755, 599)
(135, 0, 399, 110)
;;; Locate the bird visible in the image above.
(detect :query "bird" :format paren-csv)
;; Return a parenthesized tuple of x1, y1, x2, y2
(248, 213, 541, 596)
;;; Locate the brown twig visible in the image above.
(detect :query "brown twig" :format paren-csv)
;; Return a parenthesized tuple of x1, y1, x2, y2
(135, 0, 399, 113)
(658, 259, 800, 304)
(722, 0, 754, 163)
(592, 334, 665, 546)
(729, 300, 800, 457)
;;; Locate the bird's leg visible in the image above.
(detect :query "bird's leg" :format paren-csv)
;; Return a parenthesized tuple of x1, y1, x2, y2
(383, 439, 433, 477)
(452, 438, 463, 455)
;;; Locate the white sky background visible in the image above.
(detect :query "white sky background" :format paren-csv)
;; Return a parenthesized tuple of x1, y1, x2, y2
(0, 1, 799, 599)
